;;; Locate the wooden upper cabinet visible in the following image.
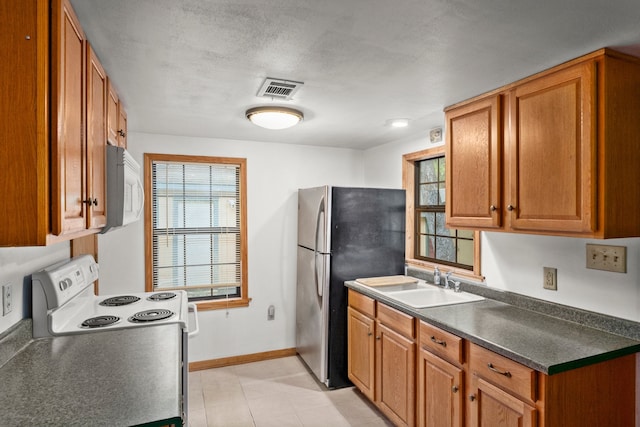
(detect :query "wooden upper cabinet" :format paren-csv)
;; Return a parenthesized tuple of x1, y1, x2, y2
(107, 79, 127, 148)
(118, 105, 128, 148)
(1, 0, 122, 246)
(446, 95, 501, 229)
(509, 62, 596, 233)
(86, 43, 107, 230)
(445, 49, 640, 238)
(50, 0, 87, 236)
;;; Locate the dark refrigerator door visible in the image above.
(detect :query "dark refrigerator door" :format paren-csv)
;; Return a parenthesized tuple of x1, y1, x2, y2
(326, 187, 406, 388)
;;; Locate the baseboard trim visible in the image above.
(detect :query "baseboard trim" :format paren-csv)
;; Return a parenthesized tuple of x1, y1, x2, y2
(189, 347, 297, 371)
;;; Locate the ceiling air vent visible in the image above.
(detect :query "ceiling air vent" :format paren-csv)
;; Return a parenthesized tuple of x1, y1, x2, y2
(257, 78, 304, 100)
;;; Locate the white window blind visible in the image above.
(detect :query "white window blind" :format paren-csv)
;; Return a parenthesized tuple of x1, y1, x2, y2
(151, 160, 242, 300)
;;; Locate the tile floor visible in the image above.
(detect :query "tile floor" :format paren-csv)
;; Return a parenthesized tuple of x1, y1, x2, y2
(188, 355, 393, 427)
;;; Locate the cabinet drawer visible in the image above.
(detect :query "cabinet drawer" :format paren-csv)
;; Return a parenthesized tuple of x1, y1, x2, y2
(348, 290, 376, 318)
(377, 302, 415, 339)
(469, 343, 536, 401)
(419, 321, 463, 365)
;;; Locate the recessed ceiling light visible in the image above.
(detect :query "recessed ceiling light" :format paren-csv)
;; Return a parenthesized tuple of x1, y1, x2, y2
(246, 106, 304, 130)
(387, 118, 410, 128)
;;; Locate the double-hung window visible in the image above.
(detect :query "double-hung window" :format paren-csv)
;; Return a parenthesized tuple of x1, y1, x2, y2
(403, 147, 480, 278)
(144, 154, 248, 310)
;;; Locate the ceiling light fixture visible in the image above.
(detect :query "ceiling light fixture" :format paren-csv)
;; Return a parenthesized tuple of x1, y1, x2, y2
(387, 118, 410, 128)
(246, 106, 304, 130)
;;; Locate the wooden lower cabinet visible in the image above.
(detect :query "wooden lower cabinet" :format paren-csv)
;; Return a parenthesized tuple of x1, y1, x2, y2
(469, 377, 536, 427)
(348, 290, 637, 427)
(376, 320, 415, 427)
(347, 306, 375, 400)
(417, 349, 463, 427)
(347, 290, 416, 427)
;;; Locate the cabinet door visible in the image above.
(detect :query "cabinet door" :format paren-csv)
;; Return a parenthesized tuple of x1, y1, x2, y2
(508, 61, 596, 233)
(51, 0, 86, 235)
(446, 95, 502, 229)
(376, 321, 416, 427)
(107, 80, 119, 146)
(86, 44, 107, 229)
(417, 349, 463, 427)
(469, 378, 536, 427)
(117, 105, 127, 148)
(347, 307, 375, 401)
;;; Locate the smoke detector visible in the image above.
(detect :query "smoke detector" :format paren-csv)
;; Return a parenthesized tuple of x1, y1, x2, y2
(257, 78, 304, 100)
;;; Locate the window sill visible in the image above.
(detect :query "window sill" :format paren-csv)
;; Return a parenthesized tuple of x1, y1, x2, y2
(193, 297, 251, 311)
(406, 259, 484, 282)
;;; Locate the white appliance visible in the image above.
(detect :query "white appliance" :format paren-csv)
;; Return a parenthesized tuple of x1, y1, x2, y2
(296, 186, 406, 388)
(31, 255, 199, 425)
(101, 145, 144, 233)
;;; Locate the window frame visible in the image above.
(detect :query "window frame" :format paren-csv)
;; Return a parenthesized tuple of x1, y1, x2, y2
(144, 153, 249, 311)
(402, 146, 483, 280)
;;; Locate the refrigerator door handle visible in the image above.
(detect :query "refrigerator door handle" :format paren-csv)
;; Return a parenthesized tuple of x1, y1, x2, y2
(314, 196, 325, 297)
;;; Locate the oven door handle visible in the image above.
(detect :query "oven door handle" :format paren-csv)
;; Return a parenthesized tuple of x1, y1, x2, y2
(187, 303, 200, 337)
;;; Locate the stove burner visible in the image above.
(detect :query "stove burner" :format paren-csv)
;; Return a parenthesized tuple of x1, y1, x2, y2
(99, 295, 141, 307)
(148, 292, 177, 301)
(81, 315, 120, 328)
(128, 309, 175, 323)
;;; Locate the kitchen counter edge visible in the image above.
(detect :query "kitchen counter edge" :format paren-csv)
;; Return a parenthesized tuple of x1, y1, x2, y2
(345, 280, 640, 375)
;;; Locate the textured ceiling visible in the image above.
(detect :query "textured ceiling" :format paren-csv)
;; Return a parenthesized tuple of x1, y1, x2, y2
(70, 0, 640, 149)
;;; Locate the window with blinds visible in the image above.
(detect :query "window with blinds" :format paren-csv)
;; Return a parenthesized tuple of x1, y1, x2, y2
(145, 154, 248, 308)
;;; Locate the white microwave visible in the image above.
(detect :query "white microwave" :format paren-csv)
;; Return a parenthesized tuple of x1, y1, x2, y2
(101, 145, 144, 233)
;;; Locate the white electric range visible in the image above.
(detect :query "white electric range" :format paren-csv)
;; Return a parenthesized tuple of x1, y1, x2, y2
(31, 255, 198, 337)
(31, 254, 198, 425)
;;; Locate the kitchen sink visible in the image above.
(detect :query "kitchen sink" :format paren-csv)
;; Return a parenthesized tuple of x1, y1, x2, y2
(357, 279, 484, 308)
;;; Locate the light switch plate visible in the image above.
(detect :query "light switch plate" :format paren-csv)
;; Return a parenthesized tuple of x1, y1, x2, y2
(543, 267, 557, 291)
(3, 284, 12, 316)
(586, 244, 627, 273)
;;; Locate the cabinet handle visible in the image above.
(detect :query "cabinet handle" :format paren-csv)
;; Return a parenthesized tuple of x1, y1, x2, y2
(430, 336, 447, 347)
(452, 385, 459, 393)
(507, 204, 515, 211)
(118, 129, 126, 138)
(469, 394, 476, 402)
(487, 362, 512, 378)
(376, 336, 381, 340)
(367, 331, 372, 336)
(84, 198, 98, 206)
(490, 205, 497, 212)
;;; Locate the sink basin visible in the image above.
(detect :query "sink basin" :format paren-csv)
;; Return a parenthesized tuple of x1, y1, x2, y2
(357, 279, 484, 308)
(384, 287, 485, 308)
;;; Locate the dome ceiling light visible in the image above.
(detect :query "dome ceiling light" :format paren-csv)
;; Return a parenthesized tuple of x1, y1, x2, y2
(246, 106, 304, 130)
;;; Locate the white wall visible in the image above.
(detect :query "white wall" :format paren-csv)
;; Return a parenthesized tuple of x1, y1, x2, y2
(0, 244, 70, 335)
(98, 132, 365, 362)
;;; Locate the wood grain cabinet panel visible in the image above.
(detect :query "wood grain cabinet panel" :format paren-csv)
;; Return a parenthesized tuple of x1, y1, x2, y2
(347, 306, 375, 401)
(51, 0, 86, 236)
(446, 95, 501, 229)
(1, 0, 121, 246)
(417, 348, 463, 427)
(376, 320, 415, 427)
(445, 48, 640, 238)
(86, 43, 107, 230)
(107, 79, 127, 148)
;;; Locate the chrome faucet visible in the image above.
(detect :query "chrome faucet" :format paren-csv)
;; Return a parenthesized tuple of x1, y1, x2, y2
(444, 271, 453, 289)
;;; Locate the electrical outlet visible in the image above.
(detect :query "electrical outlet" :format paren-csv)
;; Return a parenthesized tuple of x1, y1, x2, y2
(543, 267, 557, 291)
(3, 284, 12, 316)
(586, 244, 627, 273)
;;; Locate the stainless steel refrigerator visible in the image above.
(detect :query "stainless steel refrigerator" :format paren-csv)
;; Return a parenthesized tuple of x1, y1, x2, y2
(296, 186, 406, 388)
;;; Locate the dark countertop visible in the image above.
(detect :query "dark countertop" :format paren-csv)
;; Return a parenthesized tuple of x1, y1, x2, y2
(0, 322, 182, 426)
(346, 280, 640, 375)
